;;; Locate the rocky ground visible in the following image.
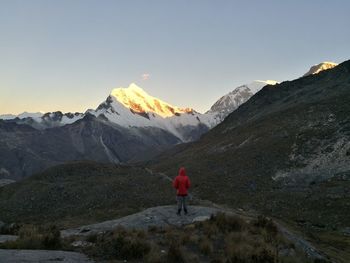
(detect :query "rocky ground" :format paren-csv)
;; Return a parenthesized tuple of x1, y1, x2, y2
(62, 205, 326, 261)
(0, 249, 93, 263)
(0, 235, 18, 243)
(0, 179, 15, 187)
(61, 205, 221, 237)
(0, 205, 328, 262)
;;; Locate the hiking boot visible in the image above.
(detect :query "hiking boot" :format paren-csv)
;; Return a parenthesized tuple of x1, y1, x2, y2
(184, 209, 188, 215)
(177, 209, 181, 216)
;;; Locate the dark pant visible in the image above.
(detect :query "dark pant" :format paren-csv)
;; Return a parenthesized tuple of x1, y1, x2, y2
(177, 195, 187, 212)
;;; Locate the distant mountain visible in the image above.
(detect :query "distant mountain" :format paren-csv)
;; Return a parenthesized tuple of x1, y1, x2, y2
(88, 83, 211, 142)
(303, 61, 338, 76)
(1, 84, 211, 142)
(1, 111, 85, 129)
(0, 84, 212, 179)
(0, 112, 43, 120)
(205, 80, 278, 124)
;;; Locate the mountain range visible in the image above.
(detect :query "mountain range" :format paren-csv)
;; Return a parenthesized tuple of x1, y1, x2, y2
(0, 62, 337, 179)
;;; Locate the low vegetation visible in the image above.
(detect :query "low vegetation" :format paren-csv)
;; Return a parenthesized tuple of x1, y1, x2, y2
(0, 211, 330, 262)
(0, 162, 174, 228)
(0, 224, 67, 250)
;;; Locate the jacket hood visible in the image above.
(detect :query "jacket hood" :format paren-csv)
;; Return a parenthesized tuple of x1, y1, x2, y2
(178, 167, 187, 177)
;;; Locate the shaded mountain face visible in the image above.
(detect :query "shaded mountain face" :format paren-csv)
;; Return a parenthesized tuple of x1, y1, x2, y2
(152, 60, 350, 229)
(0, 115, 182, 180)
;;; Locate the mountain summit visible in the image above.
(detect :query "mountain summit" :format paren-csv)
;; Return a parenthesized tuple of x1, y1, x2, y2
(90, 83, 209, 142)
(110, 83, 192, 118)
(303, 61, 338, 76)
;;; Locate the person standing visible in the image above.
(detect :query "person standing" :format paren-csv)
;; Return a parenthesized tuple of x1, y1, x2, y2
(173, 167, 191, 215)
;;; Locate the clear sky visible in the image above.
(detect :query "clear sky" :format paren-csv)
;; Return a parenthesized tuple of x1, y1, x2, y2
(0, 0, 349, 114)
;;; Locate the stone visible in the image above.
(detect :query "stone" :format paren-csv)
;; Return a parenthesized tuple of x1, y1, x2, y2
(0, 235, 18, 243)
(61, 205, 221, 237)
(192, 215, 211, 223)
(71, 240, 94, 247)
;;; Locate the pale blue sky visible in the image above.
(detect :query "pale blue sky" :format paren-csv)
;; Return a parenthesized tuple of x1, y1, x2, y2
(0, 0, 349, 114)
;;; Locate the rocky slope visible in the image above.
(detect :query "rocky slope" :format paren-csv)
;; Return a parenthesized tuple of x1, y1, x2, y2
(151, 60, 350, 262)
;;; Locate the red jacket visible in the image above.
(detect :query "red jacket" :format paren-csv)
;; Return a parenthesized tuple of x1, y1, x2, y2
(173, 167, 191, 196)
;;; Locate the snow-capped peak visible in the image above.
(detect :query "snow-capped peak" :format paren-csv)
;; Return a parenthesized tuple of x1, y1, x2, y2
(202, 80, 278, 127)
(89, 83, 210, 142)
(110, 83, 192, 118)
(303, 61, 338, 76)
(0, 112, 44, 120)
(244, 80, 278, 93)
(207, 80, 278, 115)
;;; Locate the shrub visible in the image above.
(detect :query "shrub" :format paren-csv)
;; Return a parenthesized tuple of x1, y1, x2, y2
(203, 221, 220, 238)
(148, 225, 158, 233)
(213, 213, 246, 233)
(254, 216, 279, 245)
(136, 229, 146, 238)
(189, 233, 200, 245)
(112, 234, 150, 260)
(180, 232, 191, 245)
(86, 233, 98, 243)
(251, 248, 275, 263)
(0, 224, 62, 250)
(199, 237, 213, 255)
(254, 216, 278, 240)
(167, 242, 185, 263)
(0, 223, 21, 235)
(145, 244, 166, 263)
(42, 225, 61, 249)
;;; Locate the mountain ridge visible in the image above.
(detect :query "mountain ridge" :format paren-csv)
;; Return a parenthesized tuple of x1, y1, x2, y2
(303, 61, 338, 76)
(0, 61, 342, 179)
(0, 60, 335, 131)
